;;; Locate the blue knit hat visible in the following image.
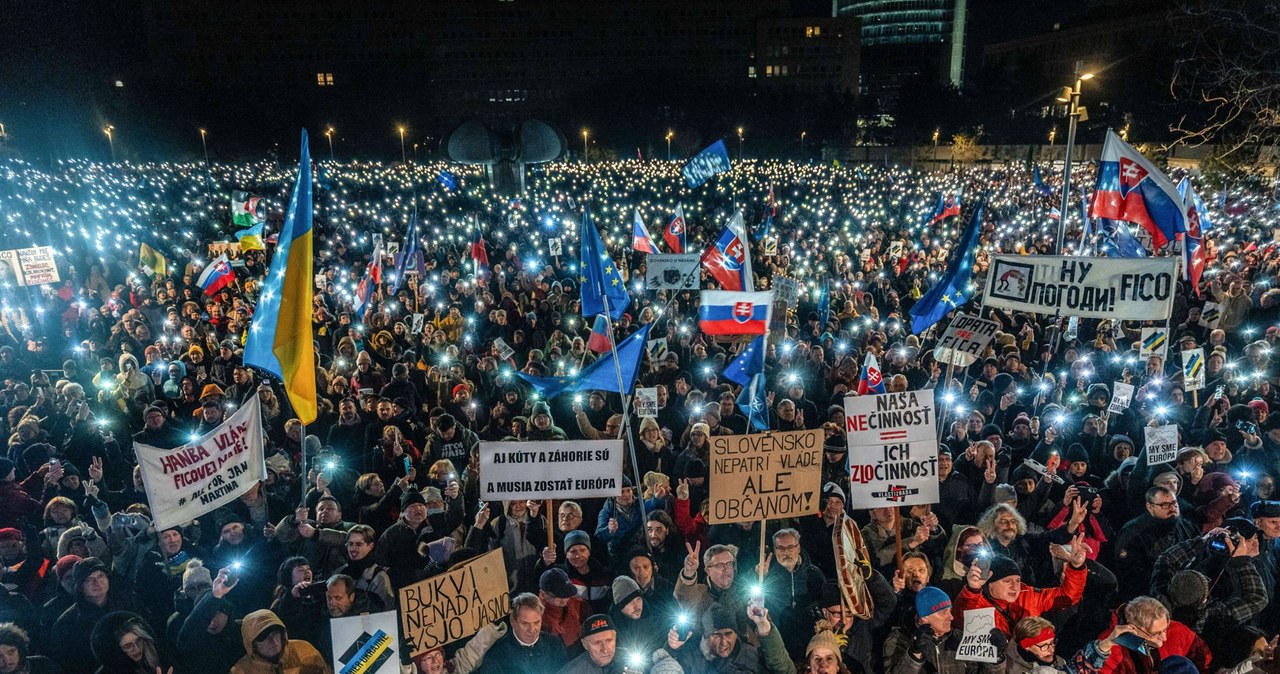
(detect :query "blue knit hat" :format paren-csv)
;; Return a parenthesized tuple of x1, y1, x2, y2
(564, 529, 591, 552)
(915, 586, 952, 617)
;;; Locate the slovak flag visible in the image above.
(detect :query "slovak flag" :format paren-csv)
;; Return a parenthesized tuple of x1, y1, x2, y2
(1178, 177, 1210, 296)
(698, 290, 772, 336)
(929, 193, 962, 224)
(664, 205, 687, 253)
(700, 211, 754, 291)
(196, 254, 235, 296)
(1090, 129, 1187, 249)
(857, 352, 886, 396)
(632, 210, 659, 254)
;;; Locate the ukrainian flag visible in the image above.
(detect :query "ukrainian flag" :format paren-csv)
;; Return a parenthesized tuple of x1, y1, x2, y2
(243, 129, 316, 424)
(138, 242, 166, 278)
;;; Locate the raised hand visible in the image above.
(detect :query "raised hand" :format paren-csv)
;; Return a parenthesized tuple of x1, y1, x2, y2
(683, 540, 702, 577)
(676, 479, 690, 501)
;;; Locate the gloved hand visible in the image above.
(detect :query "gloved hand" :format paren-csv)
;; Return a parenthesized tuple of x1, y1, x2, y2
(912, 625, 935, 659)
(989, 628, 1008, 651)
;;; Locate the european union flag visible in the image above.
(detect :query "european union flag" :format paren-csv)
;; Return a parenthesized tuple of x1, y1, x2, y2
(1098, 219, 1148, 258)
(682, 140, 731, 189)
(438, 170, 459, 192)
(723, 336, 768, 430)
(392, 206, 418, 293)
(516, 324, 652, 399)
(1033, 165, 1055, 196)
(579, 208, 630, 320)
(723, 335, 765, 388)
(909, 199, 983, 334)
(816, 280, 831, 328)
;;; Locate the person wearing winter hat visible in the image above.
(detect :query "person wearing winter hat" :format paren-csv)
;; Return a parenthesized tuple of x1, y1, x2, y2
(528, 401, 568, 440)
(1150, 519, 1268, 633)
(888, 585, 999, 674)
(232, 608, 329, 674)
(666, 602, 793, 674)
(539, 528, 612, 614)
(181, 558, 214, 600)
(90, 610, 173, 674)
(376, 487, 433, 588)
(1006, 615, 1132, 674)
(0, 622, 58, 674)
(803, 621, 845, 674)
(608, 574, 665, 660)
(953, 543, 1089, 636)
(50, 557, 144, 673)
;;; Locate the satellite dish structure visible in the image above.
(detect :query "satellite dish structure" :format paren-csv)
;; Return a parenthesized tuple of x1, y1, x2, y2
(446, 120, 565, 195)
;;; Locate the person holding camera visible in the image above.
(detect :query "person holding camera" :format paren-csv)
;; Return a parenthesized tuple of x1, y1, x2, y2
(952, 534, 1089, 637)
(886, 586, 1004, 674)
(1151, 518, 1268, 639)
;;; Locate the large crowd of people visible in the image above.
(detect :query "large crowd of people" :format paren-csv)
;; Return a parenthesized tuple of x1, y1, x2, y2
(0, 154, 1275, 674)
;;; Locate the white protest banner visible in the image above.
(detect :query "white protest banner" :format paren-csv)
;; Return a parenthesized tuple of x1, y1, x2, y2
(634, 387, 658, 419)
(956, 608, 999, 663)
(708, 429, 823, 524)
(493, 337, 515, 361)
(646, 254, 701, 290)
(1145, 424, 1180, 465)
(1199, 302, 1221, 328)
(773, 276, 802, 309)
(331, 610, 399, 674)
(548, 237, 562, 257)
(1182, 348, 1205, 391)
(0, 246, 61, 287)
(844, 390, 939, 508)
(480, 440, 623, 501)
(933, 315, 999, 367)
(399, 549, 509, 658)
(1108, 382, 1134, 414)
(135, 398, 266, 531)
(983, 255, 1177, 321)
(1140, 328, 1169, 360)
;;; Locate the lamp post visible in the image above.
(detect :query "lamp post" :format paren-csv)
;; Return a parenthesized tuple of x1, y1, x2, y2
(665, 130, 674, 161)
(800, 131, 807, 155)
(932, 128, 940, 147)
(103, 125, 115, 162)
(1048, 127, 1057, 145)
(1055, 62, 1093, 254)
(581, 129, 589, 163)
(397, 126, 407, 164)
(737, 126, 745, 159)
(325, 127, 335, 161)
(199, 128, 209, 165)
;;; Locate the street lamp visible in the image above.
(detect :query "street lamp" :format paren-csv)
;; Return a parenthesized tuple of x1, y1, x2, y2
(932, 128, 940, 147)
(397, 125, 407, 164)
(325, 127, 335, 161)
(199, 128, 209, 165)
(1048, 127, 1057, 145)
(665, 130, 674, 161)
(737, 126, 745, 159)
(581, 129, 589, 163)
(1054, 63, 1093, 254)
(800, 131, 807, 155)
(103, 124, 115, 162)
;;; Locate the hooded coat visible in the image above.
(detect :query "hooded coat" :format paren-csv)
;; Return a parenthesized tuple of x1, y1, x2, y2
(231, 609, 331, 674)
(90, 610, 170, 674)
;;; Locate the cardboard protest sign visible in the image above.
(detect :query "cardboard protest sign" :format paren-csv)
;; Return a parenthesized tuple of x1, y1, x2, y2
(634, 387, 658, 419)
(645, 254, 701, 290)
(956, 608, 999, 663)
(1108, 382, 1134, 414)
(844, 390, 939, 508)
(399, 549, 509, 658)
(707, 429, 823, 524)
(1140, 328, 1169, 359)
(135, 398, 266, 530)
(1182, 348, 1205, 391)
(1145, 424, 1180, 465)
(330, 610, 399, 674)
(480, 440, 624, 501)
(983, 255, 1177, 321)
(933, 315, 999, 367)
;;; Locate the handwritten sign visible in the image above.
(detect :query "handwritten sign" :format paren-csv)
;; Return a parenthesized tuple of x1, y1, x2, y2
(135, 398, 266, 530)
(933, 315, 999, 367)
(707, 429, 823, 524)
(480, 440, 623, 501)
(844, 391, 939, 508)
(399, 549, 509, 657)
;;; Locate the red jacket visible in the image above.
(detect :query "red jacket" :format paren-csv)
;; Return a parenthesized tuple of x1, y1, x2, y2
(952, 562, 1087, 635)
(1098, 614, 1211, 674)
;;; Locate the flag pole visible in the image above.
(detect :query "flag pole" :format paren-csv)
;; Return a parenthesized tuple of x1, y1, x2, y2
(598, 291, 650, 551)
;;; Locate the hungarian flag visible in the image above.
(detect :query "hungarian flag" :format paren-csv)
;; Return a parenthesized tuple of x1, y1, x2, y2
(470, 227, 489, 277)
(857, 353, 886, 395)
(231, 191, 264, 227)
(586, 314, 613, 352)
